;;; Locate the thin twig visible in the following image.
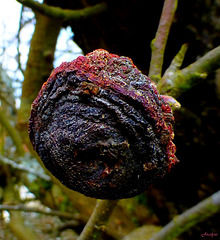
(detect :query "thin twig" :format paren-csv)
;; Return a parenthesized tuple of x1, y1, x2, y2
(149, 190, 220, 240)
(0, 155, 50, 181)
(3, 184, 40, 240)
(158, 43, 188, 94)
(0, 204, 80, 220)
(149, 0, 178, 82)
(0, 94, 17, 112)
(16, 5, 24, 75)
(78, 199, 119, 240)
(16, 0, 107, 22)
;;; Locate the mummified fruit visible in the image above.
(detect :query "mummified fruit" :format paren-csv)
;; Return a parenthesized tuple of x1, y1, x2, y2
(29, 49, 178, 199)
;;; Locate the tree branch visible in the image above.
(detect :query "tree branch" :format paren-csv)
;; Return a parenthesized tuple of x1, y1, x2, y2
(4, 183, 40, 240)
(158, 43, 188, 93)
(149, 190, 220, 240)
(16, 0, 107, 22)
(0, 155, 50, 181)
(0, 204, 81, 220)
(149, 0, 178, 82)
(16, 5, 25, 75)
(159, 45, 220, 98)
(0, 94, 17, 112)
(78, 199, 119, 240)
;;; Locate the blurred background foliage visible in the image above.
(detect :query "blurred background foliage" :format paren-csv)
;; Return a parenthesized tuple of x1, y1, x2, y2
(1, 0, 220, 239)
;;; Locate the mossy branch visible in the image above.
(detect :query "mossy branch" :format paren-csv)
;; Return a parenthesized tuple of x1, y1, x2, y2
(149, 190, 220, 240)
(158, 43, 188, 93)
(16, 0, 107, 22)
(161, 44, 188, 81)
(78, 199, 119, 240)
(159, 45, 220, 97)
(149, 0, 178, 82)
